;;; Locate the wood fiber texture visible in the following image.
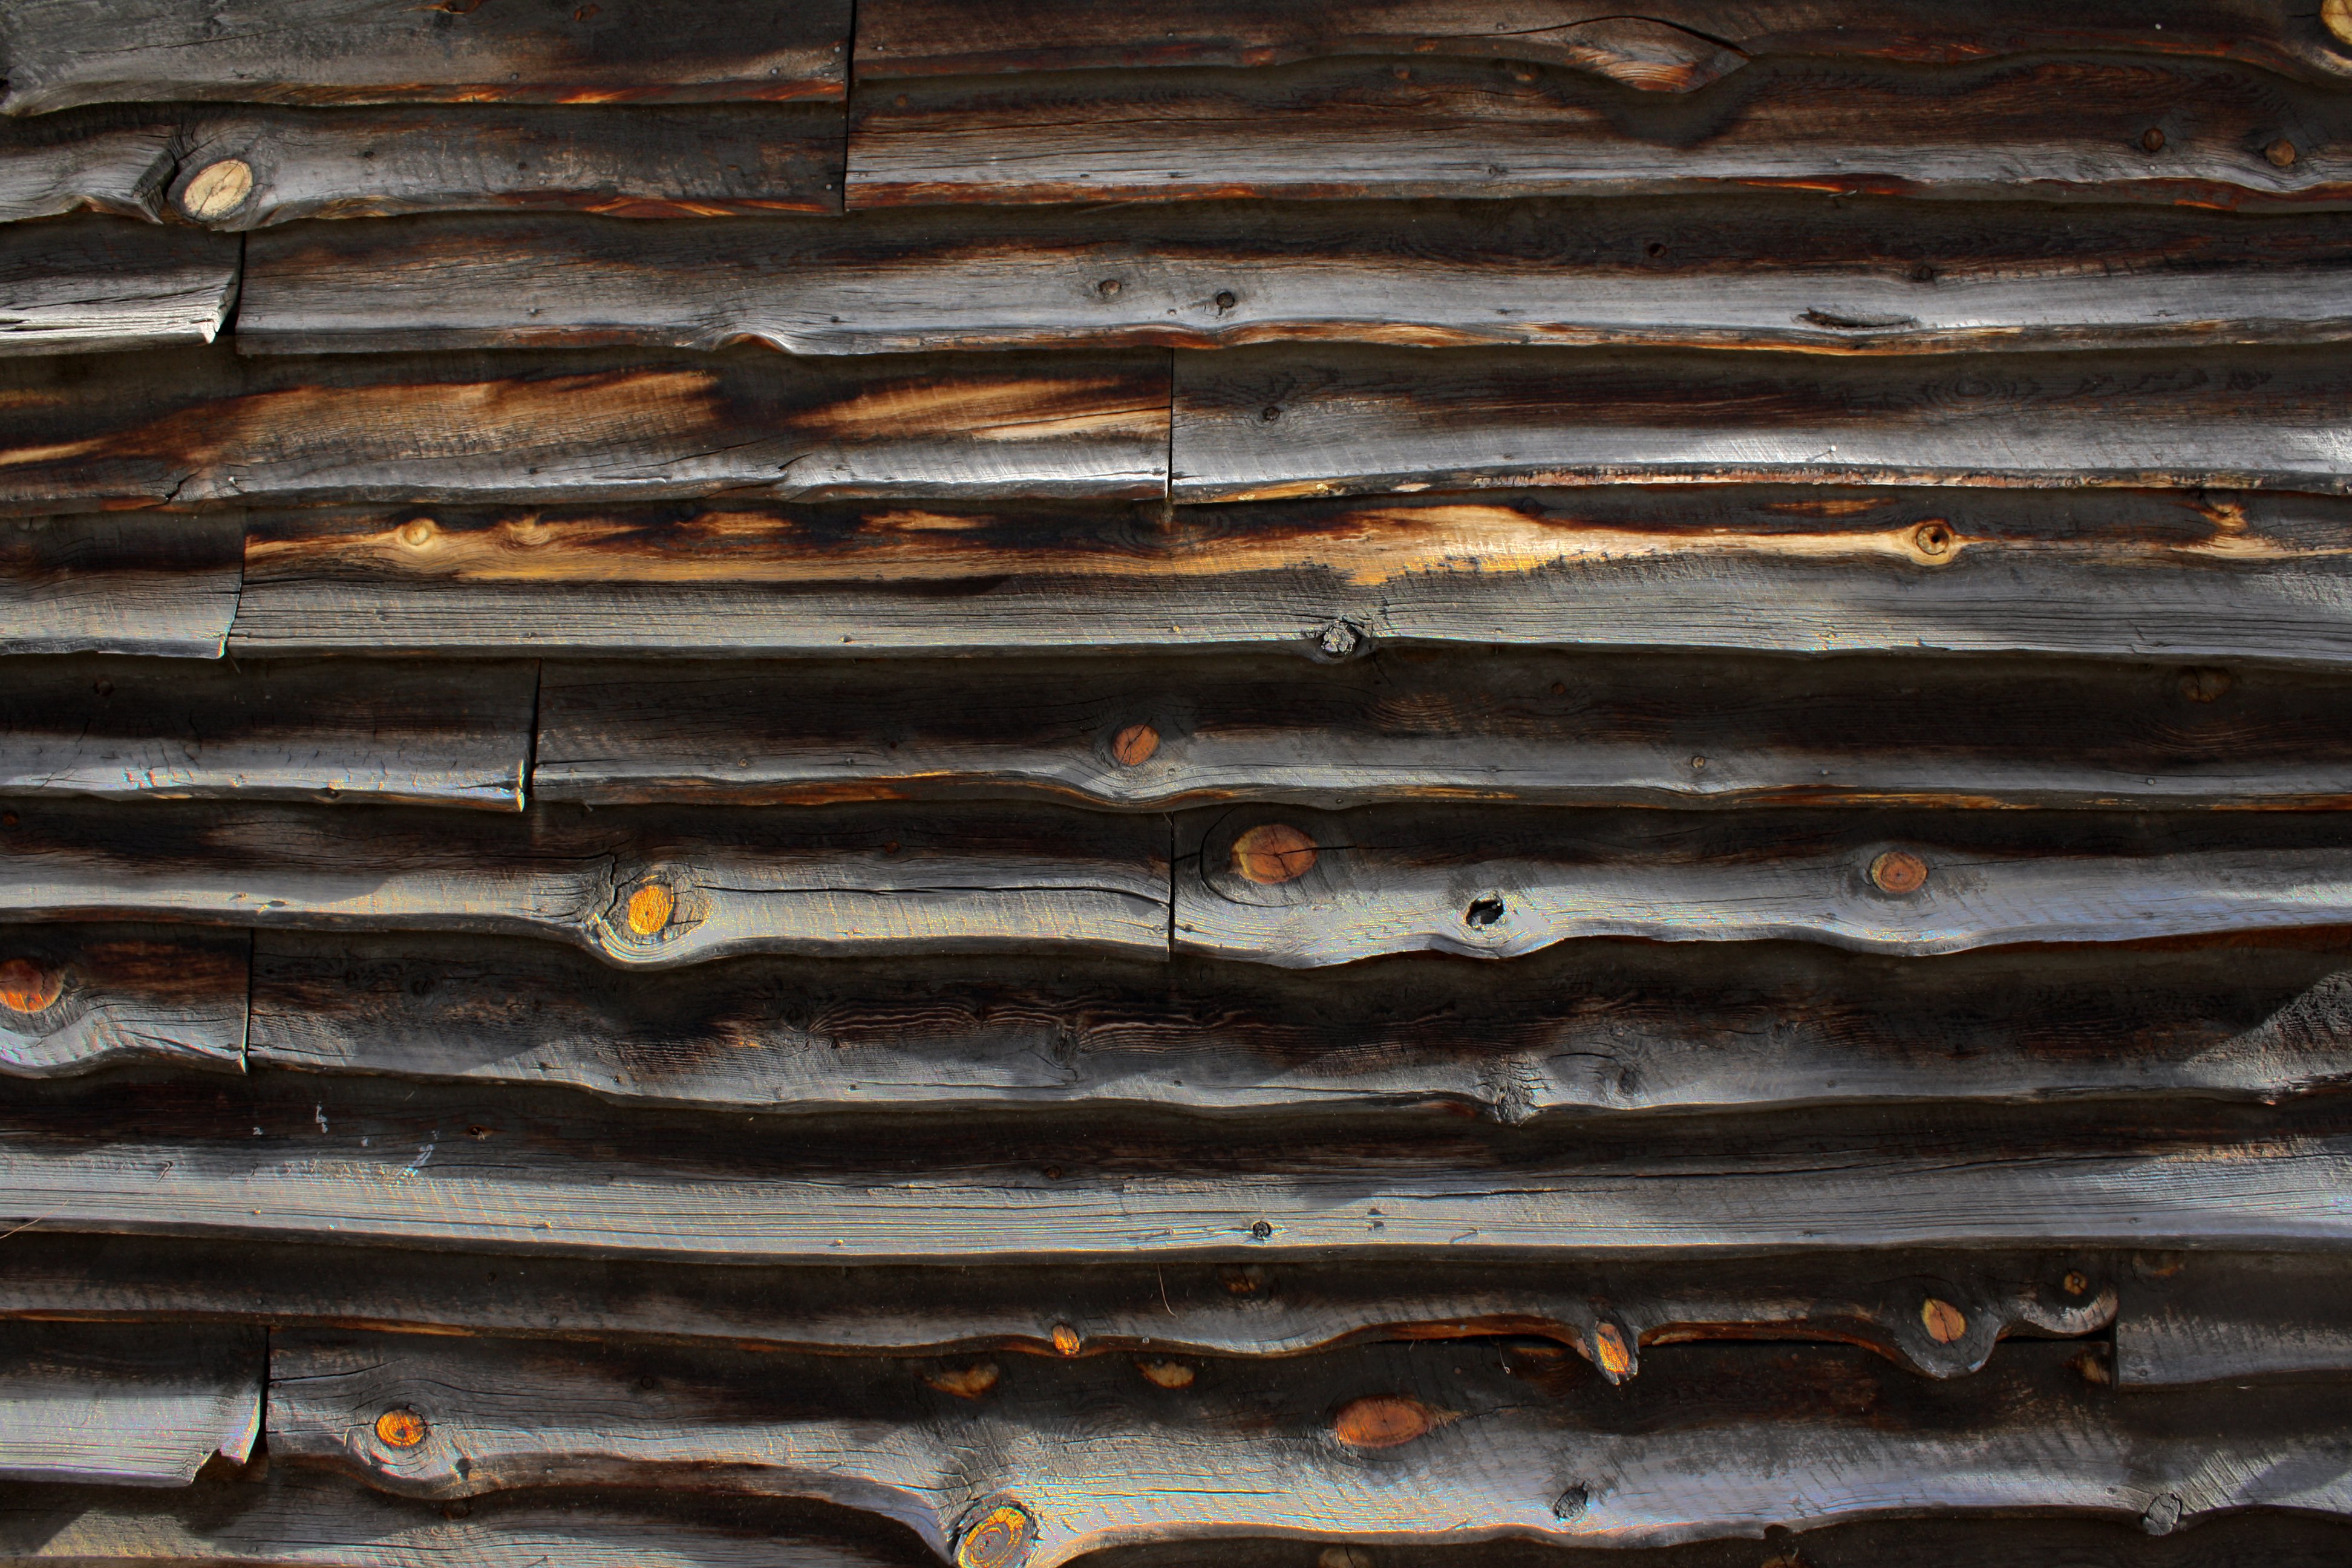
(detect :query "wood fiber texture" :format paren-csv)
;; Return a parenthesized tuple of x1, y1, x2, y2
(0, 1323, 263, 1488)
(0, 217, 239, 356)
(0, 515, 243, 658)
(0, 923, 246, 1077)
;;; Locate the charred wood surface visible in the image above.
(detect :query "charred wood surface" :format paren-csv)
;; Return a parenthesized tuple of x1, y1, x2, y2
(0, 923, 247, 1078)
(0, 1322, 262, 1488)
(0, 514, 242, 658)
(0, 217, 238, 356)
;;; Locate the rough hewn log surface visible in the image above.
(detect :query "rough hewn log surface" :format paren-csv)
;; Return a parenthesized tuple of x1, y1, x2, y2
(0, 923, 246, 1077)
(0, 656, 534, 808)
(0, 346, 1168, 513)
(532, 649, 2352, 811)
(0, 1324, 262, 1488)
(232, 199, 2352, 358)
(267, 1332, 2349, 1559)
(0, 0, 852, 115)
(0, 514, 243, 658)
(2115, 1252, 2352, 1388)
(846, 56, 2352, 210)
(223, 489, 2352, 665)
(0, 218, 238, 356)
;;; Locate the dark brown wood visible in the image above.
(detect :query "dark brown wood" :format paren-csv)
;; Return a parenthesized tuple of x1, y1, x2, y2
(0, 345, 1167, 514)
(0, 217, 238, 356)
(1172, 344, 2352, 502)
(233, 198, 2352, 358)
(846, 56, 2352, 210)
(532, 648, 2352, 811)
(2116, 1252, 2352, 1388)
(0, 1323, 262, 1487)
(0, 923, 246, 1078)
(240, 932, 2352, 1119)
(224, 489, 2352, 666)
(0, 0, 851, 115)
(0, 655, 534, 809)
(266, 1331, 2352, 1555)
(1177, 806, 2352, 964)
(0, 514, 242, 658)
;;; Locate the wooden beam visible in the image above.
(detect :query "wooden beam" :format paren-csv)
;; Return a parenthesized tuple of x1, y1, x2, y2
(0, 1324, 261, 1488)
(0, 218, 238, 356)
(0, 923, 246, 1079)
(2115, 1252, 2352, 1388)
(0, 514, 242, 658)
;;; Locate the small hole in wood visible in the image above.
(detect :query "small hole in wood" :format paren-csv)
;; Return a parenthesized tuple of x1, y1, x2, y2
(1465, 897, 1506, 927)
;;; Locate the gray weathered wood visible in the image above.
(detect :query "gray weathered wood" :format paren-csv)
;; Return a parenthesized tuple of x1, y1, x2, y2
(0, 803, 1168, 966)
(232, 199, 2352, 358)
(532, 649, 2352, 811)
(0, 1324, 261, 1487)
(268, 1331, 2352, 1557)
(0, 0, 851, 116)
(0, 345, 1167, 513)
(846, 55, 2352, 210)
(0, 109, 178, 224)
(1172, 344, 2352, 501)
(223, 489, 2352, 666)
(0, 656, 534, 808)
(0, 515, 242, 658)
(0, 218, 238, 356)
(1177, 806, 2352, 964)
(2116, 1252, 2352, 1388)
(0, 924, 246, 1078)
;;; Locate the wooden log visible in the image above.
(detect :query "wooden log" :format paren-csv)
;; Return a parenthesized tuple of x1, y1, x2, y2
(0, 217, 238, 356)
(267, 1331, 2352, 1556)
(0, 1229, 2118, 1380)
(1171, 344, 2352, 503)
(0, 656, 534, 809)
(0, 924, 246, 1079)
(1176, 806, 2352, 964)
(852, 0, 2352, 91)
(533, 648, 2352, 811)
(0, 102, 841, 229)
(245, 932, 2352, 1119)
(0, 802, 1169, 966)
(223, 488, 2352, 666)
(845, 55, 2352, 210)
(0, 1074, 2347, 1259)
(0, 514, 242, 658)
(0, 345, 1168, 513)
(0, 0, 851, 116)
(232, 198, 2352, 358)
(2115, 1252, 2352, 1388)
(0, 1324, 261, 1487)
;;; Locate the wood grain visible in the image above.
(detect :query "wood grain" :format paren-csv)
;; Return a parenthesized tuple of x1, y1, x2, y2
(0, 1324, 261, 1487)
(846, 55, 2352, 209)
(1178, 806, 2352, 965)
(0, 802, 1168, 966)
(224, 488, 2352, 665)
(0, 655, 534, 809)
(0, 924, 246, 1078)
(267, 1331, 2352, 1557)
(0, 0, 850, 115)
(0, 514, 242, 658)
(233, 198, 2352, 358)
(1172, 344, 2352, 502)
(0, 345, 1167, 513)
(0, 217, 238, 356)
(2115, 1252, 2352, 1388)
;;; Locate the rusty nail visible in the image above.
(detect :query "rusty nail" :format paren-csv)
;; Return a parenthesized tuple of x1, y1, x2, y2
(1232, 823, 1318, 885)
(1591, 1323, 1633, 1378)
(1912, 520, 1953, 558)
(374, 1408, 428, 1448)
(2267, 137, 2298, 167)
(2141, 127, 2166, 153)
(1869, 850, 1929, 895)
(623, 881, 674, 937)
(956, 1504, 1035, 1568)
(1110, 723, 1160, 767)
(1920, 1297, 1968, 1345)
(0, 959, 62, 1014)
(1333, 1394, 1444, 1449)
(1137, 1359, 1195, 1388)
(181, 158, 255, 220)
(1050, 1323, 1082, 1357)
(1214, 289, 1237, 310)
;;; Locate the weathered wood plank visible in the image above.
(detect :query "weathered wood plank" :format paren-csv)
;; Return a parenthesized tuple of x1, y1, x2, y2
(223, 489, 2352, 666)
(846, 56, 2352, 210)
(0, 1324, 261, 1488)
(1172, 344, 2352, 502)
(533, 649, 2352, 811)
(0, 924, 245, 1078)
(0, 0, 850, 116)
(854, 0, 2352, 91)
(2116, 1252, 2352, 1388)
(0, 656, 534, 809)
(232, 198, 2352, 358)
(0, 1230, 2117, 1379)
(1177, 807, 2352, 964)
(0, 1076, 2347, 1259)
(268, 1332, 2352, 1555)
(0, 346, 1167, 513)
(0, 218, 237, 356)
(0, 514, 242, 658)
(0, 103, 841, 228)
(244, 929, 2352, 1118)
(0, 803, 1168, 966)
